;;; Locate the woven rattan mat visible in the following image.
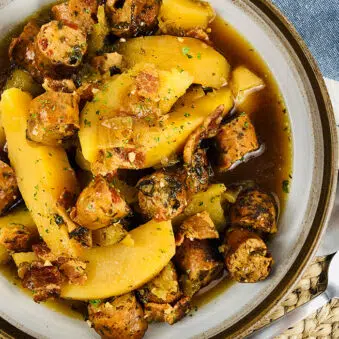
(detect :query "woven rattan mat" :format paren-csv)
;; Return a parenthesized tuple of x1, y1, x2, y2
(0, 256, 336, 339)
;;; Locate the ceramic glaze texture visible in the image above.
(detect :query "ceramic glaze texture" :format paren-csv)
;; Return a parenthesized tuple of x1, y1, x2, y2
(0, 0, 337, 338)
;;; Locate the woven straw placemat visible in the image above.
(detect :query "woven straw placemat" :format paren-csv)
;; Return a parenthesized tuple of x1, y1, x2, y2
(0, 256, 336, 338)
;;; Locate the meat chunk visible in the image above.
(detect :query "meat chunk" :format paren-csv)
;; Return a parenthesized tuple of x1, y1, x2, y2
(8, 21, 42, 82)
(70, 176, 131, 230)
(184, 149, 211, 195)
(175, 238, 223, 297)
(223, 228, 273, 283)
(88, 293, 148, 339)
(183, 104, 226, 164)
(138, 262, 181, 304)
(26, 91, 80, 146)
(230, 189, 277, 234)
(21, 261, 63, 302)
(216, 113, 259, 171)
(144, 296, 191, 325)
(91, 52, 123, 75)
(69, 225, 93, 248)
(106, 0, 160, 37)
(35, 21, 87, 77)
(52, 0, 98, 34)
(175, 211, 219, 246)
(42, 77, 76, 93)
(0, 161, 19, 214)
(92, 222, 127, 246)
(57, 257, 87, 285)
(137, 171, 187, 221)
(0, 226, 33, 252)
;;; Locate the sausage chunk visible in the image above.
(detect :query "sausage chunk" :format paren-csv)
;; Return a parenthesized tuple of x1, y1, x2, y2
(88, 293, 148, 339)
(0, 226, 34, 252)
(224, 228, 273, 283)
(138, 261, 181, 304)
(52, 0, 98, 34)
(175, 237, 223, 297)
(230, 189, 277, 234)
(26, 91, 80, 146)
(0, 161, 19, 214)
(184, 149, 211, 195)
(106, 0, 160, 37)
(137, 171, 187, 221)
(20, 261, 63, 302)
(70, 176, 131, 230)
(144, 296, 191, 325)
(35, 21, 87, 77)
(8, 21, 42, 82)
(42, 77, 76, 93)
(176, 211, 219, 246)
(216, 113, 259, 171)
(91, 52, 123, 75)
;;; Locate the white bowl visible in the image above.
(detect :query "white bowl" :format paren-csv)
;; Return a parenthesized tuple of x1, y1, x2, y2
(0, 0, 337, 338)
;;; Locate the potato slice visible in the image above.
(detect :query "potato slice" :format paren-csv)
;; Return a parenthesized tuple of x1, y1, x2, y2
(158, 0, 215, 34)
(61, 219, 175, 300)
(174, 184, 227, 231)
(1, 89, 81, 257)
(230, 66, 265, 105)
(91, 87, 233, 174)
(79, 63, 193, 162)
(12, 252, 38, 267)
(116, 35, 230, 88)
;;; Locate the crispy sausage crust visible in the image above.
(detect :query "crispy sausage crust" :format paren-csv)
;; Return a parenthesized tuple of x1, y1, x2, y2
(216, 113, 259, 171)
(230, 189, 277, 234)
(88, 293, 148, 339)
(70, 176, 131, 229)
(137, 171, 187, 221)
(26, 91, 80, 146)
(0, 161, 19, 214)
(224, 228, 273, 283)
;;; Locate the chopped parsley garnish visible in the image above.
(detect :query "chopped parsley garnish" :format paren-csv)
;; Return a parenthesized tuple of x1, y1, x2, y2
(182, 47, 193, 59)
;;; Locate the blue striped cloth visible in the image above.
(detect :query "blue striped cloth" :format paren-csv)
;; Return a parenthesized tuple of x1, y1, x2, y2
(272, 0, 339, 81)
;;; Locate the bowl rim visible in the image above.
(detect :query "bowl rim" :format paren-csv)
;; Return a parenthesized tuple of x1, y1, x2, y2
(0, 0, 337, 338)
(211, 0, 338, 338)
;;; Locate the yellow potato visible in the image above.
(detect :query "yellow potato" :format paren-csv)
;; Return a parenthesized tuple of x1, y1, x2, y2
(1, 89, 82, 257)
(0, 207, 38, 263)
(79, 64, 193, 162)
(61, 219, 175, 300)
(92, 223, 128, 247)
(158, 0, 215, 34)
(230, 66, 265, 105)
(174, 184, 227, 231)
(91, 87, 233, 174)
(12, 252, 38, 267)
(173, 85, 205, 110)
(116, 35, 230, 88)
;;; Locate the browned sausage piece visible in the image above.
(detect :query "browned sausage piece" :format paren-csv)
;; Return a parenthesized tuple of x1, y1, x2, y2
(144, 296, 191, 325)
(88, 293, 148, 339)
(224, 228, 273, 283)
(70, 176, 131, 230)
(216, 113, 259, 171)
(26, 91, 80, 146)
(20, 261, 63, 302)
(35, 21, 87, 77)
(0, 161, 19, 215)
(106, 0, 160, 37)
(52, 0, 98, 34)
(230, 189, 277, 234)
(42, 77, 76, 93)
(184, 149, 211, 195)
(0, 226, 34, 252)
(137, 171, 187, 221)
(91, 52, 123, 75)
(176, 211, 219, 246)
(137, 261, 182, 304)
(175, 238, 223, 297)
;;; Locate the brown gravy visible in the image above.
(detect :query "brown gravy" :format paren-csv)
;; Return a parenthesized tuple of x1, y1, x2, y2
(0, 7, 292, 320)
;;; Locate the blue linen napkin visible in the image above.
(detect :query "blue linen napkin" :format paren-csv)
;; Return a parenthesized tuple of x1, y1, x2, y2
(272, 0, 339, 81)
